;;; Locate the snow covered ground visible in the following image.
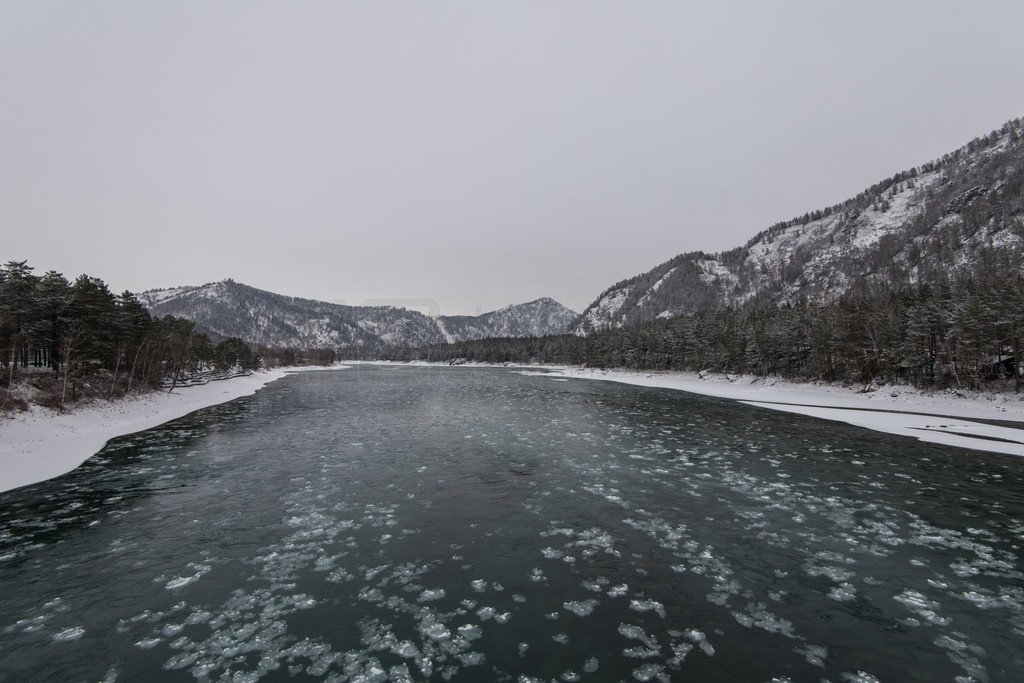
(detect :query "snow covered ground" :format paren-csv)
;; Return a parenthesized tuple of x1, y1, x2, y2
(0, 368, 341, 494)
(527, 367, 1024, 457)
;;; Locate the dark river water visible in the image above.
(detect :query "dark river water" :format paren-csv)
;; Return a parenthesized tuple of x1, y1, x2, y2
(2, 366, 1023, 682)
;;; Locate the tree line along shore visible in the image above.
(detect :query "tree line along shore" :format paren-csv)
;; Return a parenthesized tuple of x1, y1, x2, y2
(376, 275, 1024, 394)
(0, 261, 331, 413)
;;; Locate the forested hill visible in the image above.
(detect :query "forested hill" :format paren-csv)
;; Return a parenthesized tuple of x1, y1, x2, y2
(573, 117, 1024, 335)
(0, 261, 260, 410)
(139, 280, 577, 351)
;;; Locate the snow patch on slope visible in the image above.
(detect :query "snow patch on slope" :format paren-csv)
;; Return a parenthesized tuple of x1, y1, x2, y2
(576, 288, 630, 335)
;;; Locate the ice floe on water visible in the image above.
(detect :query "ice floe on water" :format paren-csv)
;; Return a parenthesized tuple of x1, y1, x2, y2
(52, 625, 85, 641)
(893, 589, 951, 626)
(629, 598, 666, 618)
(563, 599, 599, 617)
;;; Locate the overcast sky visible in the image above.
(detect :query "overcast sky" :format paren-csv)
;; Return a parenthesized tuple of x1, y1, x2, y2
(3, 1, 1024, 315)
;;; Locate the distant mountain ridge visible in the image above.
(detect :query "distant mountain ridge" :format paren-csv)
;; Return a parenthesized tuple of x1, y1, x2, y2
(139, 280, 577, 350)
(572, 118, 1024, 335)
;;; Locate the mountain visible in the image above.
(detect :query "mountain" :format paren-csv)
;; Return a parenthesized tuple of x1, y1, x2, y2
(572, 118, 1024, 335)
(437, 298, 580, 341)
(139, 280, 577, 350)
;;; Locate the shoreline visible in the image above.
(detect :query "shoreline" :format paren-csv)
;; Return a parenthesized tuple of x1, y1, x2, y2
(523, 366, 1024, 457)
(358, 360, 1024, 456)
(0, 368, 298, 494)
(359, 359, 1024, 419)
(5, 361, 1024, 495)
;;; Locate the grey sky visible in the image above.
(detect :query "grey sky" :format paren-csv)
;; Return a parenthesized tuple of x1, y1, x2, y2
(3, 1, 1024, 315)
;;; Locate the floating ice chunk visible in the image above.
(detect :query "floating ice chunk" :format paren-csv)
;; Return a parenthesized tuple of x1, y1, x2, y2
(624, 645, 660, 659)
(706, 592, 730, 606)
(794, 644, 827, 667)
(733, 611, 754, 628)
(629, 599, 666, 618)
(393, 640, 419, 658)
(165, 575, 200, 590)
(529, 568, 546, 582)
(959, 589, 1002, 609)
(313, 555, 336, 572)
(840, 672, 881, 683)
(517, 642, 529, 657)
(388, 663, 414, 681)
(607, 584, 629, 598)
(667, 640, 692, 667)
(563, 599, 599, 617)
(458, 651, 486, 667)
(135, 637, 162, 649)
(583, 657, 599, 673)
(618, 623, 660, 653)
(476, 606, 496, 621)
(417, 589, 446, 602)
(552, 633, 569, 644)
(561, 671, 581, 681)
(684, 629, 715, 656)
(949, 561, 981, 578)
(471, 579, 488, 592)
(933, 634, 988, 681)
(893, 589, 950, 625)
(494, 612, 511, 624)
(364, 565, 390, 580)
(52, 626, 85, 642)
(731, 603, 795, 637)
(457, 624, 483, 641)
(161, 623, 183, 637)
(164, 651, 198, 670)
(828, 583, 857, 602)
(422, 622, 450, 640)
(512, 594, 527, 603)
(805, 564, 855, 582)
(326, 567, 354, 583)
(632, 662, 667, 681)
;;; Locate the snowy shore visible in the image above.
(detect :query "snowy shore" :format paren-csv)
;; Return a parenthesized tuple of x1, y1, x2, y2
(5, 361, 1024, 495)
(523, 366, 1024, 457)
(0, 369, 294, 494)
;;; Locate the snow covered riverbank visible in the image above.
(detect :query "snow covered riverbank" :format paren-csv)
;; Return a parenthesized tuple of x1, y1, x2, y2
(5, 360, 1024, 495)
(0, 369, 297, 493)
(526, 367, 1024, 457)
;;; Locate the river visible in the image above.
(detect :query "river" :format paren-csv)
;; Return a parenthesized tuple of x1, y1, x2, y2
(1, 366, 1022, 681)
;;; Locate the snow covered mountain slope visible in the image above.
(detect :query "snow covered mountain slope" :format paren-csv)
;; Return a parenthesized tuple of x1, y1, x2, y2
(440, 298, 578, 340)
(572, 118, 1024, 335)
(139, 280, 576, 349)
